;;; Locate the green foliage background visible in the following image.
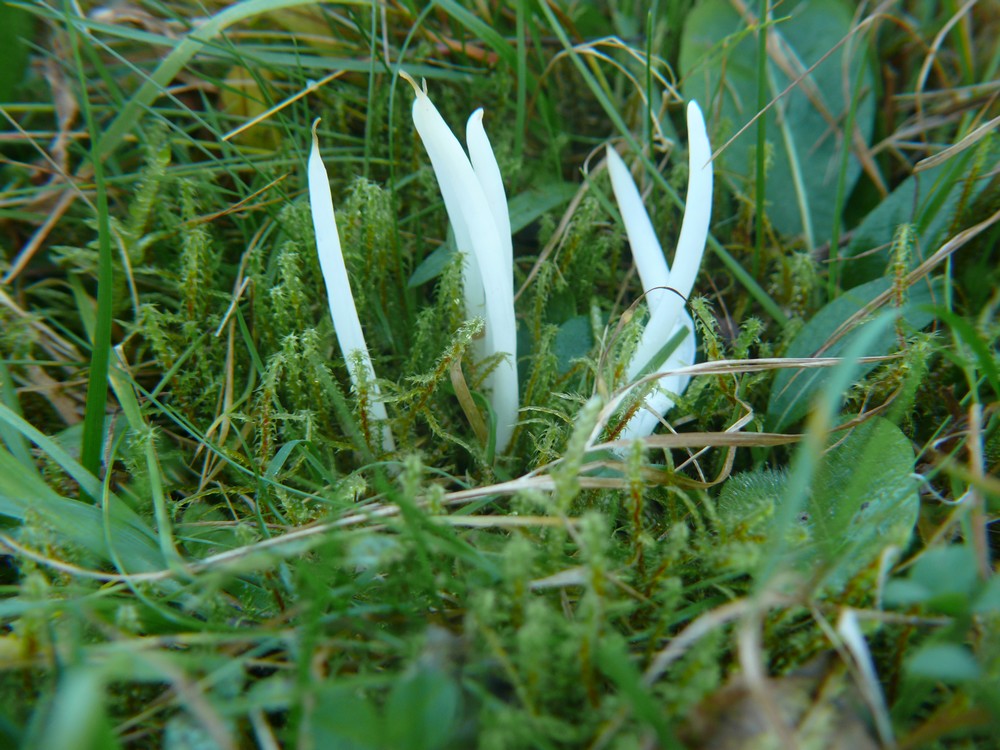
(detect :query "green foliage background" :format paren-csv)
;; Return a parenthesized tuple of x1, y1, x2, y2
(0, 0, 998, 747)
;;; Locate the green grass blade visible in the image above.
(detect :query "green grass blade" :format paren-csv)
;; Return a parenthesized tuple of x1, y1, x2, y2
(930, 306, 1000, 401)
(753, 0, 768, 278)
(96, 0, 344, 158)
(0, 401, 102, 498)
(756, 311, 898, 590)
(0, 359, 38, 475)
(0, 445, 165, 573)
(68, 8, 114, 486)
(431, 0, 518, 69)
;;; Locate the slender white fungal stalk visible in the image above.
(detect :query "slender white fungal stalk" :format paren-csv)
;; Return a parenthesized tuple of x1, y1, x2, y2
(467, 109, 513, 278)
(605, 146, 672, 312)
(401, 72, 518, 453)
(307, 119, 395, 453)
(607, 101, 714, 442)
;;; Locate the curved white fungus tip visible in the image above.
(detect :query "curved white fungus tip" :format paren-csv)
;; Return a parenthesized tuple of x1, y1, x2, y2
(669, 100, 713, 306)
(467, 108, 513, 275)
(403, 77, 519, 453)
(605, 144, 670, 314)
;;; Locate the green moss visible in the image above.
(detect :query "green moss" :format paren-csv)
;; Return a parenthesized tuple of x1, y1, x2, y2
(0, 2, 994, 746)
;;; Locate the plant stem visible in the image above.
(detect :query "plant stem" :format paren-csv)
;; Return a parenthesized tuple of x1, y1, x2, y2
(754, 0, 768, 279)
(69, 7, 114, 488)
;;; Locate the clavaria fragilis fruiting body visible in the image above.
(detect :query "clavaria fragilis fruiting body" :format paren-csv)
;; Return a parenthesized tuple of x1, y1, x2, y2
(308, 119, 395, 453)
(401, 72, 518, 453)
(607, 101, 713, 441)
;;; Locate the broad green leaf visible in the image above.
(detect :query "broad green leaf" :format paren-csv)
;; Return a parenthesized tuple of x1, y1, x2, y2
(716, 468, 787, 534)
(716, 418, 918, 589)
(408, 182, 575, 288)
(384, 667, 461, 750)
(974, 574, 1000, 614)
(164, 715, 229, 750)
(553, 315, 593, 374)
(309, 684, 382, 750)
(806, 417, 919, 586)
(841, 142, 998, 286)
(885, 545, 979, 615)
(264, 439, 306, 480)
(34, 668, 120, 750)
(907, 644, 981, 683)
(679, 0, 875, 244)
(506, 182, 577, 236)
(0, 401, 104, 500)
(0, 447, 165, 573)
(408, 237, 456, 289)
(175, 504, 243, 557)
(766, 276, 939, 431)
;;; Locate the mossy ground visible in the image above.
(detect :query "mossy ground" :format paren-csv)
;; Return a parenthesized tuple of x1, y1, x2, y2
(0, 1, 998, 748)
